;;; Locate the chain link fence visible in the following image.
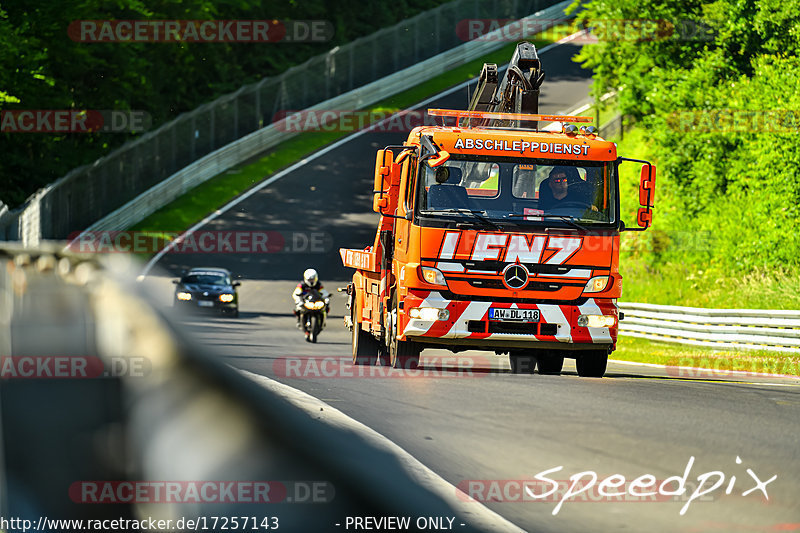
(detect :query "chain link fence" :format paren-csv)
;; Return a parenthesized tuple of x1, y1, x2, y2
(1, 0, 562, 244)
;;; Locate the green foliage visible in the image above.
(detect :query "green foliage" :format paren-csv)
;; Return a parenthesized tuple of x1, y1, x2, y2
(576, 0, 800, 295)
(0, 0, 453, 208)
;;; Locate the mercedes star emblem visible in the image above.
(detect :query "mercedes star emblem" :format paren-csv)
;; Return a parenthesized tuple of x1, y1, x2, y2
(502, 264, 529, 290)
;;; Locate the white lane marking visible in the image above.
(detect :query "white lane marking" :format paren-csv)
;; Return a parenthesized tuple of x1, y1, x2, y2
(237, 368, 525, 533)
(609, 359, 800, 383)
(141, 35, 580, 276)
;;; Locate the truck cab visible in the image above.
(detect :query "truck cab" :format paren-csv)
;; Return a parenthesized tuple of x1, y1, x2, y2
(341, 42, 655, 378)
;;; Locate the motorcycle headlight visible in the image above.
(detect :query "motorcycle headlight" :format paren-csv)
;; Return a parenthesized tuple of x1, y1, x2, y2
(176, 292, 192, 301)
(304, 301, 315, 309)
(219, 294, 234, 303)
(312, 301, 325, 309)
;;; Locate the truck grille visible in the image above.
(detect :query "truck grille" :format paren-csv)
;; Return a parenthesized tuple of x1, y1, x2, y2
(467, 320, 560, 336)
(467, 279, 562, 291)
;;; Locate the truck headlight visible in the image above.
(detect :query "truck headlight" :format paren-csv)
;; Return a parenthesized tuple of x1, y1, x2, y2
(419, 266, 447, 287)
(583, 276, 609, 293)
(408, 307, 449, 321)
(176, 292, 192, 301)
(577, 314, 616, 328)
(219, 294, 235, 303)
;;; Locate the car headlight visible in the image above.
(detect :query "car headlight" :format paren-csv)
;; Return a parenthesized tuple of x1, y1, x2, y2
(577, 314, 616, 328)
(176, 292, 192, 301)
(408, 307, 449, 321)
(583, 276, 609, 293)
(219, 294, 234, 303)
(419, 266, 447, 287)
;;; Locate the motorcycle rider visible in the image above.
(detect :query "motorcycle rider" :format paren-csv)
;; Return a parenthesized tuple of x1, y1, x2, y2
(293, 268, 330, 328)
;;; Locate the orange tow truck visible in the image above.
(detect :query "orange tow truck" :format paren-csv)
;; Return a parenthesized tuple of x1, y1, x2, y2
(340, 42, 655, 377)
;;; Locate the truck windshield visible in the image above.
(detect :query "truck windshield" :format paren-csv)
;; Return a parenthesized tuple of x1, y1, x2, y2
(417, 154, 617, 227)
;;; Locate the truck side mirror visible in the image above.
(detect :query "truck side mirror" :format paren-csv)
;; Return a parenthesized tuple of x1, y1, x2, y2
(373, 149, 401, 214)
(427, 150, 450, 167)
(639, 164, 656, 208)
(637, 164, 656, 229)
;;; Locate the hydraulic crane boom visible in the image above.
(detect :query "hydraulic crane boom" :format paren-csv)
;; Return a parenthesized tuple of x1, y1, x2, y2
(461, 41, 546, 129)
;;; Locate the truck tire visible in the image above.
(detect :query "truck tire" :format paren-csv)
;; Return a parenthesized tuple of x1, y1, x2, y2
(537, 353, 564, 375)
(576, 350, 608, 377)
(388, 305, 420, 370)
(509, 351, 536, 374)
(352, 308, 379, 365)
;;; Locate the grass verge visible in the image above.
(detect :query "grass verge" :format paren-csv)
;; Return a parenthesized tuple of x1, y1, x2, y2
(613, 336, 800, 378)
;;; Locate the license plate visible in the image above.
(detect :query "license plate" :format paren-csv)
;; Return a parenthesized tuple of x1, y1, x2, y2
(197, 300, 214, 307)
(489, 308, 539, 322)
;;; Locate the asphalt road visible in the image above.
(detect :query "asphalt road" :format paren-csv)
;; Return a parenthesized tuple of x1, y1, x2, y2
(146, 42, 800, 532)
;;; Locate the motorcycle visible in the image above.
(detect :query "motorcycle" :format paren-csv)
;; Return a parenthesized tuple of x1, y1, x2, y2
(299, 289, 330, 343)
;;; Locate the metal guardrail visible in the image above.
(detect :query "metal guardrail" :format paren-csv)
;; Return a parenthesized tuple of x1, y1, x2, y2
(619, 302, 800, 353)
(2, 0, 566, 246)
(0, 243, 512, 531)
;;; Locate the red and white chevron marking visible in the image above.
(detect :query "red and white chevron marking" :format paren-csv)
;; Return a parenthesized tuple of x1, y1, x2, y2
(400, 291, 616, 345)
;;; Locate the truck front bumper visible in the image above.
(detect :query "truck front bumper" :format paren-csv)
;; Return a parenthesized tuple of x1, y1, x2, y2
(399, 291, 617, 350)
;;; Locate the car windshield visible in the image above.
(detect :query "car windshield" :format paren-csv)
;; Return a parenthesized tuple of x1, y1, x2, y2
(183, 273, 229, 285)
(417, 154, 617, 226)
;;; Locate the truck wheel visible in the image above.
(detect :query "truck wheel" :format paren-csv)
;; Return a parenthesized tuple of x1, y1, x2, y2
(537, 353, 564, 375)
(509, 351, 536, 374)
(352, 308, 379, 365)
(576, 351, 608, 377)
(388, 307, 420, 370)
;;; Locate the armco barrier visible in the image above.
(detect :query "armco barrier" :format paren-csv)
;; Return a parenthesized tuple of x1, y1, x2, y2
(618, 302, 800, 354)
(2, 0, 567, 246)
(0, 243, 516, 531)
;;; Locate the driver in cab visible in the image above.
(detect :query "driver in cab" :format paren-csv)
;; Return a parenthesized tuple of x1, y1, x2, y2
(538, 166, 597, 212)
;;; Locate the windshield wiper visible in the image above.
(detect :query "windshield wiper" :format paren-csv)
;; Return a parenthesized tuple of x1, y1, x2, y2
(505, 213, 590, 231)
(420, 208, 505, 231)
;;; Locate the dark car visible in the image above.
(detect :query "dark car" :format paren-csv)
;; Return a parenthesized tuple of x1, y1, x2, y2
(172, 267, 240, 317)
